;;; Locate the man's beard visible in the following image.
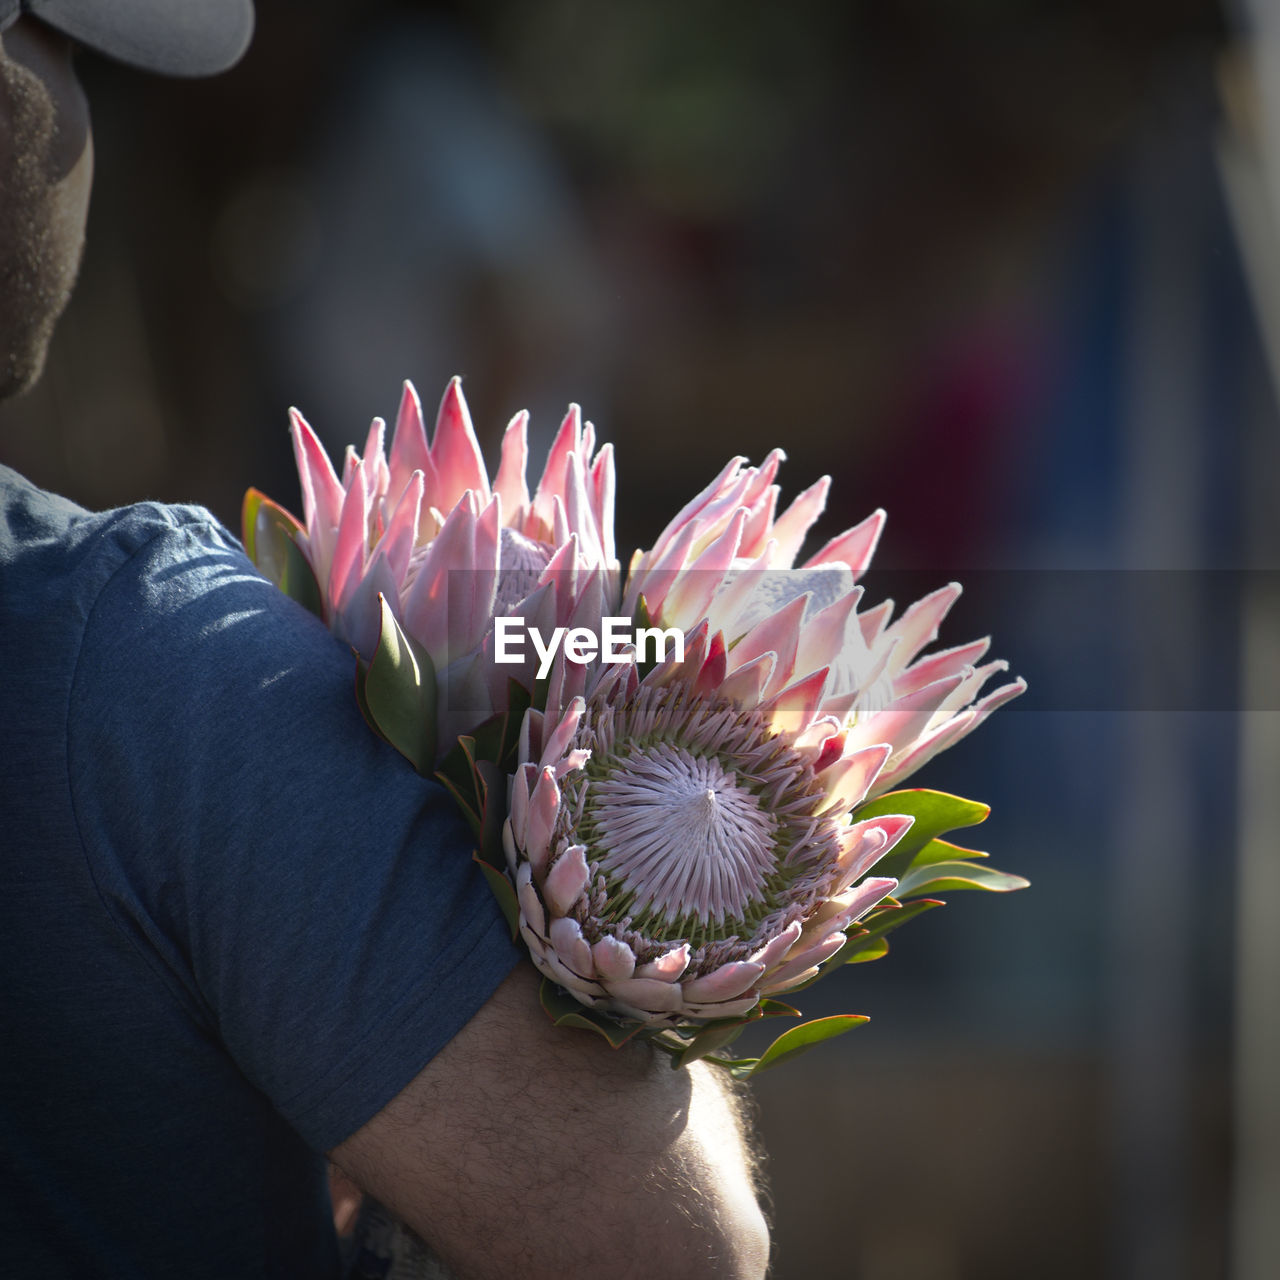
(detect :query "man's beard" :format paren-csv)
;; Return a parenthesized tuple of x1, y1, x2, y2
(0, 52, 84, 401)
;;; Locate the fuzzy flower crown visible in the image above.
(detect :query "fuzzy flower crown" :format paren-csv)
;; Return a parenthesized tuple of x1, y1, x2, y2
(244, 377, 1027, 1075)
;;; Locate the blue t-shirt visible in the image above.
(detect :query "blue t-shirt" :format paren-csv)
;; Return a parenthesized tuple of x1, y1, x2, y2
(0, 467, 521, 1276)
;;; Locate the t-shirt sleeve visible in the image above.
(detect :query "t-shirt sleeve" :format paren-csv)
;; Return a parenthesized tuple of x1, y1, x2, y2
(67, 507, 522, 1152)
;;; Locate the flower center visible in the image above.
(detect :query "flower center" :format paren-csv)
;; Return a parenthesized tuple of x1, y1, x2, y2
(496, 526, 553, 613)
(591, 744, 777, 928)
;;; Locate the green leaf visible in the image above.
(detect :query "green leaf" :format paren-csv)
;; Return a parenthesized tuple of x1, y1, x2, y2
(852, 789, 990, 881)
(538, 979, 643, 1048)
(475, 760, 512, 871)
(674, 1019, 751, 1068)
(907, 836, 988, 870)
(843, 935, 890, 964)
(896, 860, 1030, 898)
(352, 662, 392, 750)
(499, 679, 533, 769)
(241, 488, 323, 619)
(472, 851, 519, 938)
(745, 1015, 870, 1076)
(362, 596, 437, 773)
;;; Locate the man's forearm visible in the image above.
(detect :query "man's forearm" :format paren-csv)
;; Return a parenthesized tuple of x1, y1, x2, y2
(331, 965, 770, 1280)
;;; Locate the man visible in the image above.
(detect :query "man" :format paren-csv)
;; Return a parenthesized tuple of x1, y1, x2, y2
(0, 4, 770, 1276)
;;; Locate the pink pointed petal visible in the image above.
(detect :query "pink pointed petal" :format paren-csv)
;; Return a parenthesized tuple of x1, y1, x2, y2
(692, 629, 729, 699)
(603, 976, 685, 1015)
(540, 696, 586, 772)
(683, 995, 763, 1020)
(627, 523, 701, 621)
(885, 582, 963, 674)
(515, 862, 546, 939)
(731, 593, 807, 693)
(679, 961, 765, 1004)
(738, 485, 779, 560)
(388, 381, 435, 494)
(456, 495, 501, 655)
(804, 509, 886, 578)
(748, 919, 804, 970)
(543, 843, 589, 917)
(552, 748, 591, 782)
(524, 768, 562, 874)
(374, 472, 424, 584)
(493, 410, 531, 517)
(534, 946, 605, 1002)
(770, 475, 831, 568)
(896, 636, 992, 697)
(532, 403, 581, 525)
(836, 819, 913, 890)
(759, 967, 819, 996)
(361, 416, 387, 481)
(589, 443, 616, 565)
(817, 742, 892, 814)
(508, 765, 535, 849)
(760, 666, 829, 735)
(718, 651, 776, 708)
(844, 673, 965, 756)
(401, 494, 477, 662)
(873, 677, 1026, 795)
(328, 459, 370, 608)
(842, 874, 899, 919)
(634, 943, 691, 982)
(795, 587, 863, 681)
(662, 508, 745, 628)
(645, 455, 748, 565)
(430, 377, 490, 510)
(561, 449, 605, 566)
(549, 915, 595, 978)
(289, 408, 344, 562)
(858, 598, 895, 645)
(592, 936, 637, 983)
(761, 934, 848, 991)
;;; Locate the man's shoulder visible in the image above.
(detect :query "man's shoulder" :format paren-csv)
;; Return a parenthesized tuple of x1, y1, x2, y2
(0, 464, 238, 609)
(2, 458, 231, 563)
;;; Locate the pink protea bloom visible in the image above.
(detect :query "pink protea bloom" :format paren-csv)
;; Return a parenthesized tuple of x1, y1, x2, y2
(502, 622, 908, 1026)
(276, 377, 618, 743)
(624, 452, 1025, 797)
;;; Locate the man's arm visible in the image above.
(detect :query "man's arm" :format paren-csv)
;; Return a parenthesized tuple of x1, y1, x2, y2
(330, 964, 770, 1280)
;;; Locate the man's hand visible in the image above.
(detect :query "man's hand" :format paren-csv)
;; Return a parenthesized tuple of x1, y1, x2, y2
(330, 964, 770, 1280)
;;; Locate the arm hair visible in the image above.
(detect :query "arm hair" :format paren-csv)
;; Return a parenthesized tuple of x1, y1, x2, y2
(331, 964, 770, 1280)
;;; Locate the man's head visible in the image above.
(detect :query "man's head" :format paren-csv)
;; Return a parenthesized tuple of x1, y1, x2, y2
(0, 1, 253, 399)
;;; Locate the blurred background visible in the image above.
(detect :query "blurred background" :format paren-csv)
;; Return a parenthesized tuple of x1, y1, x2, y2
(3, 1, 1278, 1276)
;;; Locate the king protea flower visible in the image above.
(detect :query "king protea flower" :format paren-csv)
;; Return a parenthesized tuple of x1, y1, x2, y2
(244, 378, 619, 754)
(624, 450, 1026, 796)
(502, 618, 910, 1028)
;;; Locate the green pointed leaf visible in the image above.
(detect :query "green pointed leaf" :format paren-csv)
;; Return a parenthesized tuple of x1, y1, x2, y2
(241, 487, 323, 619)
(538, 979, 643, 1048)
(353, 662, 392, 749)
(362, 596, 437, 774)
(674, 1019, 751, 1068)
(896, 860, 1030, 898)
(907, 836, 988, 870)
(745, 1015, 870, 1076)
(499, 679, 533, 769)
(475, 760, 511, 870)
(843, 935, 890, 964)
(757, 999, 802, 1019)
(472, 851, 519, 938)
(852, 788, 990, 881)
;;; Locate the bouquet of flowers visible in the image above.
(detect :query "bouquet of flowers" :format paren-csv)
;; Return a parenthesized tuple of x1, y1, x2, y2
(244, 378, 1026, 1271)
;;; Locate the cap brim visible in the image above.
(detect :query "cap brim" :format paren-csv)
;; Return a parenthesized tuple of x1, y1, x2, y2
(27, 0, 254, 77)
